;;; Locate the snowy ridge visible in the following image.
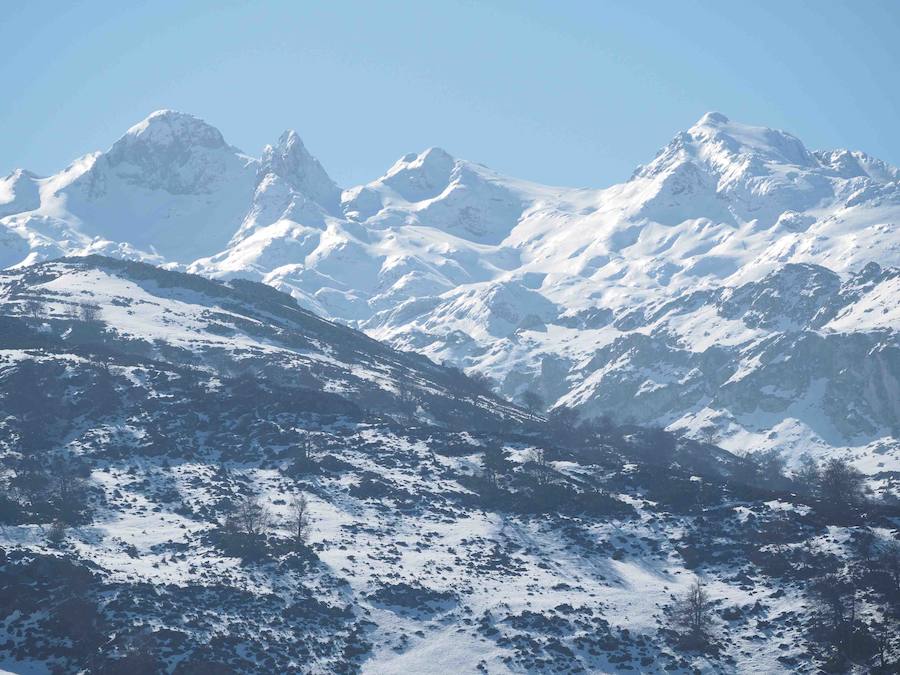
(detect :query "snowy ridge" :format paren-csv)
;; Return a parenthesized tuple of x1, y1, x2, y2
(0, 256, 526, 429)
(1, 110, 898, 464)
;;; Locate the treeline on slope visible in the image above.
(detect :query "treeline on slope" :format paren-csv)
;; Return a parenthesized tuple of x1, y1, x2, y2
(659, 492, 900, 671)
(449, 407, 900, 670)
(535, 406, 895, 512)
(1, 292, 894, 532)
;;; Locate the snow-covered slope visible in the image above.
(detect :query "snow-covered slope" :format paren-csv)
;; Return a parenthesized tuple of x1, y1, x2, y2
(2, 111, 898, 464)
(0, 110, 343, 266)
(3, 257, 898, 673)
(0, 256, 525, 430)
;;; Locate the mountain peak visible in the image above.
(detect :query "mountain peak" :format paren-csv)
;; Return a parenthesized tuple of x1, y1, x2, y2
(421, 146, 454, 162)
(631, 114, 817, 186)
(628, 114, 827, 225)
(379, 146, 458, 202)
(118, 109, 229, 150)
(4, 168, 39, 181)
(259, 130, 341, 214)
(276, 129, 304, 149)
(695, 111, 730, 127)
(685, 114, 813, 167)
(0, 167, 42, 217)
(93, 109, 246, 198)
(388, 147, 456, 174)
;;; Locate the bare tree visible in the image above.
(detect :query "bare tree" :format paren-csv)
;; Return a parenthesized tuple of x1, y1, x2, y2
(114, 630, 161, 673)
(698, 426, 718, 446)
(527, 447, 553, 487)
(289, 432, 318, 473)
(880, 542, 900, 590)
(853, 528, 876, 563)
(643, 426, 678, 465)
(299, 432, 314, 465)
(874, 621, 894, 670)
(481, 446, 512, 488)
(811, 573, 852, 633)
(395, 371, 418, 422)
(46, 519, 68, 546)
(23, 299, 43, 321)
(671, 578, 714, 643)
(288, 493, 312, 547)
(818, 457, 866, 508)
(78, 303, 102, 324)
(547, 406, 579, 432)
(756, 448, 787, 483)
(226, 494, 270, 539)
(730, 449, 758, 485)
(467, 370, 495, 394)
(731, 449, 786, 487)
(795, 453, 821, 492)
(48, 457, 89, 525)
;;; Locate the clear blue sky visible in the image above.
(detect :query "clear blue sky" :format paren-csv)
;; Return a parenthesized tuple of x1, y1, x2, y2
(2, 0, 899, 188)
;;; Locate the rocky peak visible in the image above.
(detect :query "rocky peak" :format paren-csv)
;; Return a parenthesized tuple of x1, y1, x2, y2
(116, 109, 229, 150)
(381, 147, 457, 202)
(636, 112, 816, 184)
(259, 130, 341, 214)
(84, 110, 251, 196)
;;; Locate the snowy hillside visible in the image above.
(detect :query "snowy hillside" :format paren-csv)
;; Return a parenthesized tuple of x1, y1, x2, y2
(1, 111, 898, 465)
(2, 256, 898, 673)
(0, 256, 525, 430)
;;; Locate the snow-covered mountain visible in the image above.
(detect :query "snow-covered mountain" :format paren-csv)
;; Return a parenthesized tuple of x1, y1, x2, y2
(2, 110, 898, 466)
(3, 256, 898, 673)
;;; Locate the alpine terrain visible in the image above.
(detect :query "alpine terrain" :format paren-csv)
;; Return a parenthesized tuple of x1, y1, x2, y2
(1, 111, 899, 673)
(2, 110, 898, 469)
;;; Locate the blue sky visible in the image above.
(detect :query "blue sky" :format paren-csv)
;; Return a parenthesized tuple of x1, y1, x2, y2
(2, 1, 899, 188)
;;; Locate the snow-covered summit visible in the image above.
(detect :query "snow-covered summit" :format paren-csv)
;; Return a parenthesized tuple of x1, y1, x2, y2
(380, 146, 458, 201)
(341, 145, 550, 246)
(687, 111, 815, 167)
(260, 130, 341, 214)
(814, 147, 900, 182)
(118, 109, 231, 151)
(635, 112, 815, 181)
(630, 113, 843, 228)
(0, 111, 349, 263)
(636, 111, 899, 208)
(90, 108, 251, 196)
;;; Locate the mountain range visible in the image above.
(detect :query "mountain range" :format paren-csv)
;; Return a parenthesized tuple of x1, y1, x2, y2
(2, 109, 898, 471)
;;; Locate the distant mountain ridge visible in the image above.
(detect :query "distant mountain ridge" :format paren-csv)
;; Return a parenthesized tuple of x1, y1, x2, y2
(2, 110, 898, 467)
